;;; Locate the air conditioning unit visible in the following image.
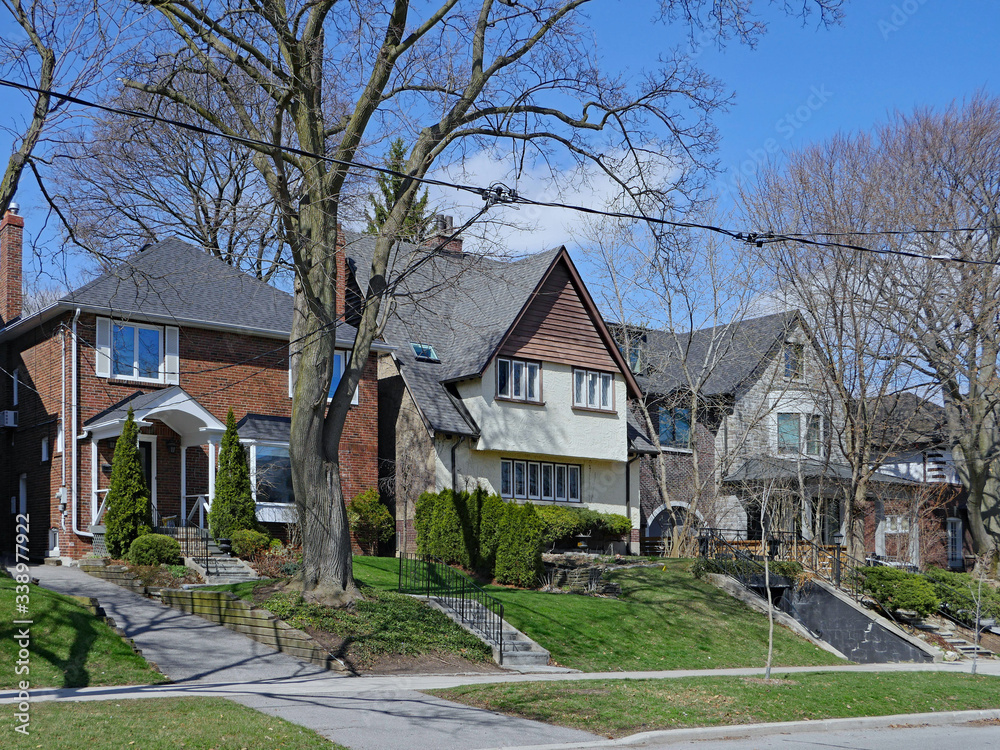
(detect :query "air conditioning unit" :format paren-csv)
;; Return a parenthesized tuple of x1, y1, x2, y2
(1, 410, 17, 428)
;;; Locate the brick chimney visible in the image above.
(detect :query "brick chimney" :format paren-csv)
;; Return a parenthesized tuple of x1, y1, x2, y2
(422, 214, 463, 254)
(1, 203, 24, 326)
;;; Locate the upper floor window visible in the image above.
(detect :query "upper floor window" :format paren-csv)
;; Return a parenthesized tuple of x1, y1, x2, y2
(496, 357, 541, 402)
(783, 342, 804, 380)
(778, 412, 825, 456)
(659, 407, 691, 449)
(289, 349, 359, 405)
(95, 317, 179, 384)
(573, 368, 614, 411)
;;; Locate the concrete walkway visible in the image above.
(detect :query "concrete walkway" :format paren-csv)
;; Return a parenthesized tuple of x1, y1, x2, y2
(11, 564, 1000, 750)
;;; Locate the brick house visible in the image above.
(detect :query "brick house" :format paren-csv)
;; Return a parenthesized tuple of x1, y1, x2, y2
(0, 208, 386, 561)
(339, 228, 655, 554)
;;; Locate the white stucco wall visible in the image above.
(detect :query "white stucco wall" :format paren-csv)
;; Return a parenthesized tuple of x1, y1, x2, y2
(455, 362, 628, 463)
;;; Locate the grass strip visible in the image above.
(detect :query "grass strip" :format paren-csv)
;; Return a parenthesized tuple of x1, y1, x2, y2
(0, 577, 166, 688)
(432, 671, 1000, 737)
(8, 697, 344, 749)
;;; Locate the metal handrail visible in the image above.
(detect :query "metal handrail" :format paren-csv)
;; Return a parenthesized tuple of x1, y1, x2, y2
(398, 554, 505, 664)
(698, 528, 784, 596)
(153, 524, 210, 572)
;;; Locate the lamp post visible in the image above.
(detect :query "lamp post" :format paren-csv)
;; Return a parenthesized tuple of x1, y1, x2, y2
(832, 531, 844, 587)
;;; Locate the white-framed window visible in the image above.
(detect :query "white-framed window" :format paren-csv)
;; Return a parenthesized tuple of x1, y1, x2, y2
(777, 411, 826, 456)
(573, 368, 614, 410)
(411, 342, 439, 362)
(56, 420, 64, 453)
(95, 317, 179, 384)
(496, 357, 541, 403)
(503, 459, 580, 502)
(288, 349, 359, 405)
(41, 436, 49, 462)
(885, 515, 910, 534)
(250, 443, 295, 504)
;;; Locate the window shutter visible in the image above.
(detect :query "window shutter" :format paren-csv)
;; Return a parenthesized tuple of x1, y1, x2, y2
(164, 326, 180, 384)
(95, 317, 111, 377)
(288, 349, 295, 398)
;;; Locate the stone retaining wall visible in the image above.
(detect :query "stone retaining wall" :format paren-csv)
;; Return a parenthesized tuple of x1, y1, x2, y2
(158, 589, 348, 673)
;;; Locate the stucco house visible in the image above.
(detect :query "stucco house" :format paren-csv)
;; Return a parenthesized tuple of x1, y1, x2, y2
(340, 229, 655, 554)
(0, 208, 386, 561)
(627, 311, 915, 551)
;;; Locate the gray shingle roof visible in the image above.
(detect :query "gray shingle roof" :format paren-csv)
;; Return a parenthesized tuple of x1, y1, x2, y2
(62, 238, 359, 344)
(638, 311, 801, 398)
(344, 231, 561, 435)
(723, 456, 917, 485)
(236, 413, 291, 442)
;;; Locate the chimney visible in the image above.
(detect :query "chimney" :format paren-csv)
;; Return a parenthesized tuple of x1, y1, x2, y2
(1, 203, 24, 326)
(422, 214, 463, 254)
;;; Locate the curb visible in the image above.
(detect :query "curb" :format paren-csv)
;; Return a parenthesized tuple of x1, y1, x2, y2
(489, 708, 1000, 749)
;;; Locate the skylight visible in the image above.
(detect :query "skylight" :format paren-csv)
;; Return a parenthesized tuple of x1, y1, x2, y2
(411, 342, 440, 362)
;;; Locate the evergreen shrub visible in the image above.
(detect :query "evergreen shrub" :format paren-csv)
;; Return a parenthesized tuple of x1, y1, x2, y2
(859, 566, 939, 617)
(494, 503, 544, 587)
(104, 407, 153, 558)
(231, 529, 272, 558)
(347, 488, 394, 555)
(127, 534, 181, 566)
(209, 408, 259, 541)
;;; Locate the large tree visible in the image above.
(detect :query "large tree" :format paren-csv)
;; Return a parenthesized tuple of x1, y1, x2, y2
(123, 0, 842, 603)
(740, 95, 1000, 567)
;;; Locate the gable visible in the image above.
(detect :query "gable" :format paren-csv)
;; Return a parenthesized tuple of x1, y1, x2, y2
(498, 258, 618, 372)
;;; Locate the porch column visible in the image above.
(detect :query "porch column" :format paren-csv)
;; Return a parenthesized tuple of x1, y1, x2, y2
(90, 438, 98, 521)
(874, 498, 886, 557)
(207, 439, 216, 505)
(800, 495, 814, 541)
(180, 442, 187, 525)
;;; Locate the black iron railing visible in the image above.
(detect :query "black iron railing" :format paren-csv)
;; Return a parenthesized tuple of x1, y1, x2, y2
(698, 528, 784, 595)
(398, 554, 504, 663)
(154, 525, 210, 572)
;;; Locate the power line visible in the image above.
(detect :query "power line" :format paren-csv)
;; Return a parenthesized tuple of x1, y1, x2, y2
(4, 77, 999, 268)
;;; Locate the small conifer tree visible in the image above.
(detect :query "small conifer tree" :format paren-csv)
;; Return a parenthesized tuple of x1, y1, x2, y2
(209, 408, 259, 540)
(103, 407, 152, 558)
(365, 138, 432, 242)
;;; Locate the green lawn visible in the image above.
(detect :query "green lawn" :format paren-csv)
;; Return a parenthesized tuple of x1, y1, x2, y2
(485, 562, 842, 671)
(0, 576, 166, 688)
(354, 557, 841, 671)
(432, 672, 1000, 737)
(8, 697, 344, 749)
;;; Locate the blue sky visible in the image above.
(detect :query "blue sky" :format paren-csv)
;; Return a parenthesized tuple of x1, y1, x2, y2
(3, 1, 998, 291)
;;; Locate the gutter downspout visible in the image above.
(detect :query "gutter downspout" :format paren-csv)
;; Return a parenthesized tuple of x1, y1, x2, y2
(71, 308, 92, 538)
(59, 326, 67, 530)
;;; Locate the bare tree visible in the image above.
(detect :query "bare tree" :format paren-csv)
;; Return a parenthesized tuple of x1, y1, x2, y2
(741, 95, 1000, 570)
(117, 0, 842, 603)
(0, 0, 120, 214)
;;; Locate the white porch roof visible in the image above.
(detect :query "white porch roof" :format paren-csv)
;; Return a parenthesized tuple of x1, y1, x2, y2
(84, 386, 226, 442)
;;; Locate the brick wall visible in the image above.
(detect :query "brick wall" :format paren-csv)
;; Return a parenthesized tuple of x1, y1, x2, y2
(3, 308, 379, 559)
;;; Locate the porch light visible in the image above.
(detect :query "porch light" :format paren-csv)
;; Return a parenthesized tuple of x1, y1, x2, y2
(833, 531, 844, 546)
(166, 438, 179, 454)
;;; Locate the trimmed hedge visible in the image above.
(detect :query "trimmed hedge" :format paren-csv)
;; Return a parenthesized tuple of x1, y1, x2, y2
(127, 534, 181, 566)
(858, 566, 939, 617)
(494, 503, 544, 587)
(535, 505, 631, 549)
(923, 567, 1000, 625)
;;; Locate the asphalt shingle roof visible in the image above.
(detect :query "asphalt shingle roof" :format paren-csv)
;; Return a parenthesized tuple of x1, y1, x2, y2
(344, 231, 561, 435)
(62, 238, 359, 344)
(236, 413, 291, 442)
(723, 456, 918, 486)
(638, 311, 801, 398)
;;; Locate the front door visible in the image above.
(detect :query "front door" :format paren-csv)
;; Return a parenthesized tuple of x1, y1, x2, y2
(138, 440, 156, 520)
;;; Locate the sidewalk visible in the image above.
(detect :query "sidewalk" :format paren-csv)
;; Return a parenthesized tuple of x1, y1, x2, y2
(10, 564, 1000, 750)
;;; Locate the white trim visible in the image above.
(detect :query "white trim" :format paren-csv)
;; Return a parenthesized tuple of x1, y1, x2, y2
(164, 326, 179, 384)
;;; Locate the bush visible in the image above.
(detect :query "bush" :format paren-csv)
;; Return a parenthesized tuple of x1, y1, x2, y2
(348, 488, 395, 555)
(209, 408, 259, 541)
(859, 566, 940, 617)
(478, 490, 506, 572)
(535, 506, 632, 549)
(104, 407, 153, 558)
(231, 529, 272, 558)
(414, 491, 439, 557)
(127, 534, 181, 566)
(494, 503, 544, 587)
(923, 567, 1000, 625)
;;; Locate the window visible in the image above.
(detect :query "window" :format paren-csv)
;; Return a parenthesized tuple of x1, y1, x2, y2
(573, 368, 615, 410)
(885, 515, 910, 534)
(411, 342, 439, 362)
(496, 358, 541, 402)
(659, 407, 691, 449)
(253, 445, 294, 504)
(289, 349, 358, 405)
(777, 413, 800, 454)
(805, 414, 822, 455)
(41, 436, 49, 462)
(502, 459, 581, 502)
(56, 420, 64, 454)
(95, 318, 179, 384)
(784, 342, 804, 380)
